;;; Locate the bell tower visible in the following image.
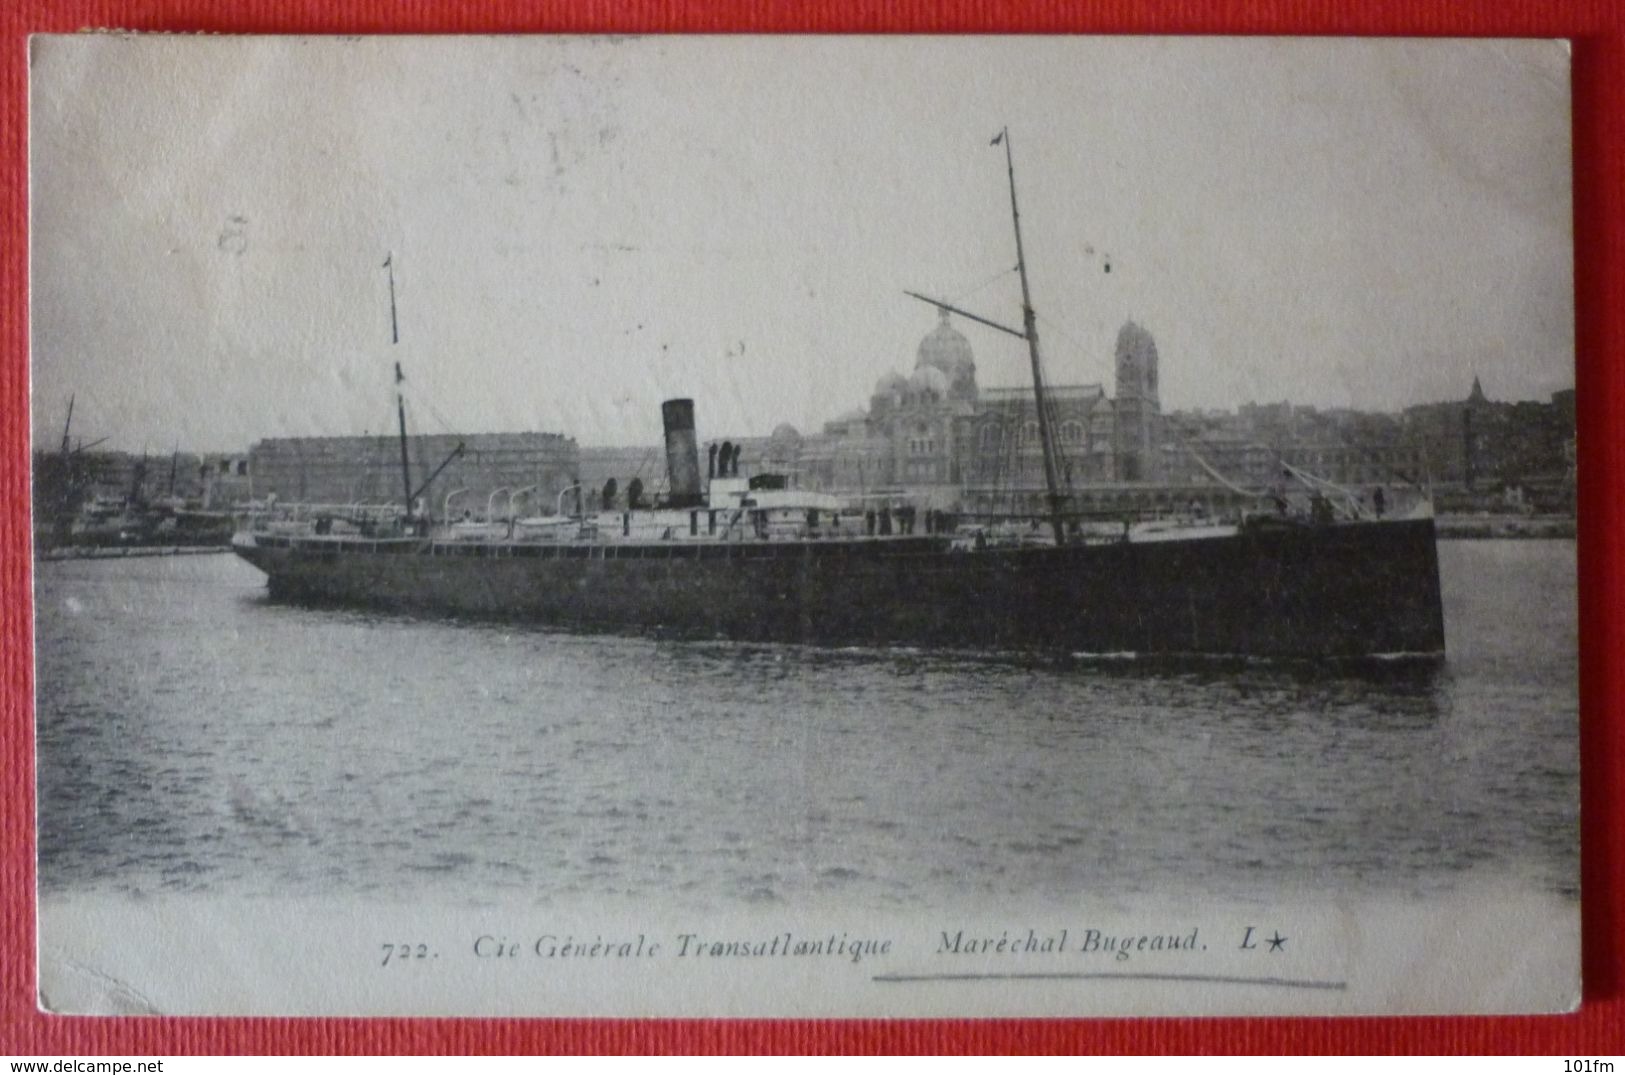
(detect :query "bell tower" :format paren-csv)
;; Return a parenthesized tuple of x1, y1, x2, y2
(1113, 321, 1162, 482)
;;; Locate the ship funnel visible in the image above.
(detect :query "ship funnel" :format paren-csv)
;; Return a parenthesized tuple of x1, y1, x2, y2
(661, 398, 704, 508)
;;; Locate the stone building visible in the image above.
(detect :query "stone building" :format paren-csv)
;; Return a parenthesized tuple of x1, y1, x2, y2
(248, 432, 577, 519)
(959, 384, 1117, 513)
(864, 309, 981, 492)
(1399, 377, 1575, 510)
(560, 313, 1170, 516)
(1164, 405, 1426, 493)
(644, 310, 1172, 515)
(797, 310, 1163, 512)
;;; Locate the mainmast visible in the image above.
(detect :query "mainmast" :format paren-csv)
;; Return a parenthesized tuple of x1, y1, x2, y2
(384, 253, 400, 345)
(395, 361, 413, 518)
(903, 129, 1069, 544)
(997, 127, 1066, 546)
(384, 253, 415, 520)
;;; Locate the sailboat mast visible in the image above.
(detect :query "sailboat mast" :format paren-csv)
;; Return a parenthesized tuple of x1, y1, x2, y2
(396, 362, 413, 518)
(1000, 128, 1066, 545)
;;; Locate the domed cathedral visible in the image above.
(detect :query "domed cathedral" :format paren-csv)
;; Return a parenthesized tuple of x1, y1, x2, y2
(1112, 320, 1164, 482)
(810, 312, 1163, 509)
(915, 307, 980, 402)
(864, 309, 981, 490)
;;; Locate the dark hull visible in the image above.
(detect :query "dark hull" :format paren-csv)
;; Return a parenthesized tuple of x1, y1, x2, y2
(232, 518, 1445, 658)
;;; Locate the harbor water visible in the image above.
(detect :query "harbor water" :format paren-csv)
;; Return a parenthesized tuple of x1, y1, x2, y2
(34, 540, 1578, 911)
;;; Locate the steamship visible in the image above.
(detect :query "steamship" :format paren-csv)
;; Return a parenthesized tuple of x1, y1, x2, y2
(230, 131, 1446, 659)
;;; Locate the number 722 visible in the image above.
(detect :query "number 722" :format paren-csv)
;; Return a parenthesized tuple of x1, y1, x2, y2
(380, 942, 432, 966)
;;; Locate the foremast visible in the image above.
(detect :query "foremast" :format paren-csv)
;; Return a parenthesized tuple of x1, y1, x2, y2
(385, 254, 463, 526)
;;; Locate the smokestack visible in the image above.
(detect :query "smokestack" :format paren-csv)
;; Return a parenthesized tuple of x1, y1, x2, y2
(661, 398, 703, 508)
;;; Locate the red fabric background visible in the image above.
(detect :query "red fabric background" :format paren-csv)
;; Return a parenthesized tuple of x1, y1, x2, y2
(2, 0, 1619, 1056)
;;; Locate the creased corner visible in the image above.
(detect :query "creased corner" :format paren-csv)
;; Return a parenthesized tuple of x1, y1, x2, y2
(39, 952, 166, 1016)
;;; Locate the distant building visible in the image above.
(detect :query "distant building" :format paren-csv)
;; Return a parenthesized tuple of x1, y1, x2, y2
(736, 310, 1163, 514)
(248, 432, 577, 519)
(1165, 404, 1425, 493)
(1400, 376, 1576, 502)
(235, 334, 1574, 523)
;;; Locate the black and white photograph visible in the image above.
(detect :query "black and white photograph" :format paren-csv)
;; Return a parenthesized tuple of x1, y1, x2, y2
(30, 34, 1577, 1016)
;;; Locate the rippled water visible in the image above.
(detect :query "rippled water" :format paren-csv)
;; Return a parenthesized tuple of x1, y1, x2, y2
(34, 540, 1578, 910)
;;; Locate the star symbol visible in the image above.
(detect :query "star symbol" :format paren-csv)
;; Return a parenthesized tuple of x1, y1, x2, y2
(1266, 932, 1287, 952)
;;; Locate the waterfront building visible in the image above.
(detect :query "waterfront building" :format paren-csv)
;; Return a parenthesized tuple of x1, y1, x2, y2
(247, 432, 577, 519)
(216, 326, 1572, 524)
(1400, 378, 1576, 511)
(752, 310, 1161, 514)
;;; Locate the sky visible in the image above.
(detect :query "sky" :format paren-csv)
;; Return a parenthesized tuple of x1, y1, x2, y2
(29, 35, 1574, 452)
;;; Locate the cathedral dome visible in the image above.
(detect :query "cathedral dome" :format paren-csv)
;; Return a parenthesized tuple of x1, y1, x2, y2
(874, 371, 908, 397)
(769, 422, 802, 445)
(916, 306, 975, 383)
(910, 365, 950, 398)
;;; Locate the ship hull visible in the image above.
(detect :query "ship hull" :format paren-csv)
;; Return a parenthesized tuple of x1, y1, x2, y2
(231, 518, 1445, 658)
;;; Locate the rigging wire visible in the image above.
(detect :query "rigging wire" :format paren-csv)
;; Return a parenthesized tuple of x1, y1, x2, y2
(397, 369, 465, 442)
(1186, 446, 1265, 500)
(1166, 425, 1267, 500)
(1280, 460, 1367, 519)
(1039, 365, 1070, 491)
(945, 264, 1019, 308)
(996, 403, 1018, 516)
(1169, 424, 1371, 520)
(1034, 312, 1109, 386)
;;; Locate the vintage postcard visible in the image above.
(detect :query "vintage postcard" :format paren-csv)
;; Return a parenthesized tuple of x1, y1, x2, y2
(29, 34, 1577, 1016)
